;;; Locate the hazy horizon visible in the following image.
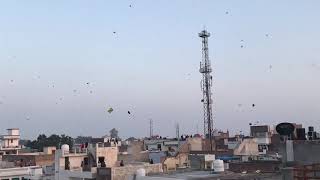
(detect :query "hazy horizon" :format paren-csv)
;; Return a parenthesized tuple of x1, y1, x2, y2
(1, 1, 320, 140)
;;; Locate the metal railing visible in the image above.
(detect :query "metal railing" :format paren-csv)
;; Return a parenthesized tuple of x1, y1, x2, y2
(0, 145, 22, 150)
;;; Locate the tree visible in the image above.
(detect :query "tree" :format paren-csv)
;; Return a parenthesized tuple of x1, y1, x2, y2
(74, 136, 92, 144)
(48, 134, 61, 147)
(126, 137, 137, 141)
(19, 139, 31, 146)
(25, 134, 74, 151)
(110, 128, 119, 139)
(60, 134, 73, 149)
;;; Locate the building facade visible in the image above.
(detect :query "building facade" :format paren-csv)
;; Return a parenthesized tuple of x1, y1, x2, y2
(0, 129, 21, 155)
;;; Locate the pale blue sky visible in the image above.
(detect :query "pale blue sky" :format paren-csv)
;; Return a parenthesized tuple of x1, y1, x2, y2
(0, 1, 320, 139)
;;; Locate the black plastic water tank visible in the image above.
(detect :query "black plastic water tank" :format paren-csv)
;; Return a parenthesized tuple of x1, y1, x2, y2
(296, 128, 306, 140)
(309, 126, 314, 132)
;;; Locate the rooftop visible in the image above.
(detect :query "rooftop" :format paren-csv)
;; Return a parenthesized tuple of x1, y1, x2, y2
(6, 128, 19, 130)
(151, 170, 281, 180)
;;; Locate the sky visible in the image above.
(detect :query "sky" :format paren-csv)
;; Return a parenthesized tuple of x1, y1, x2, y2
(1, 1, 320, 140)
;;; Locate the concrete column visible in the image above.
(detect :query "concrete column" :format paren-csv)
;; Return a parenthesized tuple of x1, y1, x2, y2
(286, 140, 294, 162)
(282, 167, 294, 180)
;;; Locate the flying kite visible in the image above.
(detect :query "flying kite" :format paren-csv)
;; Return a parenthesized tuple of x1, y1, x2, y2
(107, 107, 114, 114)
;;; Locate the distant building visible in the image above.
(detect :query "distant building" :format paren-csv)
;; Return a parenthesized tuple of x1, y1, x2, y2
(189, 154, 215, 170)
(0, 128, 22, 155)
(74, 135, 121, 149)
(292, 123, 303, 139)
(213, 130, 229, 140)
(54, 143, 118, 180)
(250, 125, 271, 154)
(226, 136, 242, 150)
(0, 166, 44, 180)
(281, 140, 320, 165)
(144, 138, 180, 152)
(2, 152, 55, 167)
(54, 142, 163, 180)
(233, 138, 259, 161)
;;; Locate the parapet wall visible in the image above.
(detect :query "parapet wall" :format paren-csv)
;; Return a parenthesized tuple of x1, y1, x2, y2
(229, 161, 282, 173)
(2, 154, 54, 166)
(281, 140, 320, 165)
(111, 164, 163, 180)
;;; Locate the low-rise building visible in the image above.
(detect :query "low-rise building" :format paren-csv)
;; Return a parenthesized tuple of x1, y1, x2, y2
(55, 142, 164, 180)
(54, 143, 118, 180)
(118, 141, 149, 163)
(281, 140, 320, 165)
(233, 138, 259, 161)
(2, 153, 55, 167)
(161, 137, 203, 172)
(0, 166, 45, 180)
(2, 146, 56, 167)
(0, 129, 22, 155)
(144, 138, 180, 152)
(189, 154, 215, 170)
(250, 125, 271, 154)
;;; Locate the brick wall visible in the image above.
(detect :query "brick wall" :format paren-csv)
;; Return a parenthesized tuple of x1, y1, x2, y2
(111, 164, 162, 180)
(3, 154, 54, 167)
(118, 152, 149, 163)
(163, 153, 188, 172)
(229, 161, 282, 173)
(202, 139, 216, 151)
(3, 155, 36, 166)
(95, 147, 119, 167)
(35, 154, 55, 166)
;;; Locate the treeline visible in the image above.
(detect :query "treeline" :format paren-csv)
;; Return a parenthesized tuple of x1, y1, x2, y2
(25, 134, 73, 151)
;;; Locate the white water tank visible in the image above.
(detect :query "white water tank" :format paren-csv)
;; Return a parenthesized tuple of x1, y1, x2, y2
(213, 160, 224, 172)
(136, 168, 146, 177)
(61, 144, 70, 153)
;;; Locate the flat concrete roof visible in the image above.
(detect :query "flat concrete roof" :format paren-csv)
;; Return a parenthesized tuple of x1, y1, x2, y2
(151, 170, 281, 180)
(4, 152, 45, 156)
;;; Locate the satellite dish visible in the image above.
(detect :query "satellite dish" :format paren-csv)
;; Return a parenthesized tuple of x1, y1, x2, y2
(276, 122, 295, 136)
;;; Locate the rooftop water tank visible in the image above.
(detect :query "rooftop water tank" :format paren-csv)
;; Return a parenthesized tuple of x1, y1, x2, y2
(213, 160, 224, 172)
(61, 144, 70, 153)
(309, 126, 314, 132)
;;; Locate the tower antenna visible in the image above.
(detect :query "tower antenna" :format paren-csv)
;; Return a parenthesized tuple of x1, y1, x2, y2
(199, 29, 214, 152)
(149, 119, 153, 138)
(176, 123, 180, 139)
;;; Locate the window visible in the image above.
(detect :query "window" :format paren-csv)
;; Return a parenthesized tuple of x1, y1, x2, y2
(11, 139, 13, 143)
(258, 145, 267, 152)
(98, 157, 106, 167)
(84, 157, 89, 165)
(65, 157, 70, 170)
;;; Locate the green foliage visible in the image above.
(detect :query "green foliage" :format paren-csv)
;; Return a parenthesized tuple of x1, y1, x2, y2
(110, 128, 119, 139)
(25, 134, 73, 151)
